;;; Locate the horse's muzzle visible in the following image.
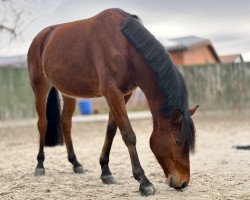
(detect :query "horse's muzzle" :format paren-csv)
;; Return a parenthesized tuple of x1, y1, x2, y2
(168, 176, 188, 190)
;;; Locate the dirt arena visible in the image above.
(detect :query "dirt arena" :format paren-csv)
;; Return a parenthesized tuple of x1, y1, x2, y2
(0, 111, 249, 200)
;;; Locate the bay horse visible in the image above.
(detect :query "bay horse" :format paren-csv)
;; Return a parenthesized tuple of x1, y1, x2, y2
(27, 8, 198, 196)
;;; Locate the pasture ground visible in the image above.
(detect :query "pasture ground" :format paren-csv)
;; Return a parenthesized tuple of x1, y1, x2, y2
(0, 111, 249, 200)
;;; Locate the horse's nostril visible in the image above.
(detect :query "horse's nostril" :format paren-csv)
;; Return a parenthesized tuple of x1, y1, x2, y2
(181, 182, 187, 189)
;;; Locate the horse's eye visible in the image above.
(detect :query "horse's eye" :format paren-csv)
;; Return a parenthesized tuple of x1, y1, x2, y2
(175, 140, 183, 146)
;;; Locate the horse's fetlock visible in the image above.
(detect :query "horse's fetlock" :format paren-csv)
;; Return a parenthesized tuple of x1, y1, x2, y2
(68, 153, 76, 163)
(37, 154, 44, 162)
(100, 156, 109, 167)
(133, 168, 144, 181)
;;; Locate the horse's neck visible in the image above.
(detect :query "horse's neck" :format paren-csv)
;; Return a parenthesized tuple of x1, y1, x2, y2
(133, 58, 166, 119)
(141, 83, 165, 114)
(136, 67, 170, 131)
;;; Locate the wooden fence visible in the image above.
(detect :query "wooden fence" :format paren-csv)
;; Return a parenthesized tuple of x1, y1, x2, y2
(0, 62, 250, 120)
(0, 67, 36, 120)
(180, 62, 250, 110)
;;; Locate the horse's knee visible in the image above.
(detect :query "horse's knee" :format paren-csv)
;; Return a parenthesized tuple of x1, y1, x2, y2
(122, 131, 136, 146)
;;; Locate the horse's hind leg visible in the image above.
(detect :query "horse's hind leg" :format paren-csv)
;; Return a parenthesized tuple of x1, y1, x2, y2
(99, 93, 132, 184)
(105, 90, 155, 196)
(61, 95, 84, 173)
(34, 84, 50, 176)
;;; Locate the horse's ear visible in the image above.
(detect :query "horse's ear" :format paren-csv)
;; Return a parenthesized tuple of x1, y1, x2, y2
(171, 109, 182, 124)
(189, 105, 199, 116)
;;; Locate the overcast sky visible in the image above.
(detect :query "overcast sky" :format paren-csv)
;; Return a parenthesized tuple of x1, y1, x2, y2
(1, 0, 250, 60)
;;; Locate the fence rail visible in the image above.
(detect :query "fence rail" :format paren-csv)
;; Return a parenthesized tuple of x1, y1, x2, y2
(0, 62, 249, 120)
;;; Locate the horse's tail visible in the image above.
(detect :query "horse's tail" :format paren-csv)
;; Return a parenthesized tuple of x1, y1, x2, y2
(44, 87, 64, 147)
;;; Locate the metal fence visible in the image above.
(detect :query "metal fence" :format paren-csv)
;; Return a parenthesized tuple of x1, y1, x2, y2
(0, 62, 250, 120)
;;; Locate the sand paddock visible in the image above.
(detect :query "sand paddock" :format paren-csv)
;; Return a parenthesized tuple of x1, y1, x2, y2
(0, 111, 249, 200)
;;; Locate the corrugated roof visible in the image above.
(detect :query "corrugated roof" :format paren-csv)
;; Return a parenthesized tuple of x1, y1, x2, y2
(164, 35, 220, 63)
(165, 35, 210, 51)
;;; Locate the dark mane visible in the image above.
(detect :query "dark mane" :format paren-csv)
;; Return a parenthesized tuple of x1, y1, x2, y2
(121, 16, 195, 151)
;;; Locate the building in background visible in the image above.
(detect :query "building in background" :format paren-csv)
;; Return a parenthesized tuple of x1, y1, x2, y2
(220, 54, 244, 64)
(165, 35, 221, 66)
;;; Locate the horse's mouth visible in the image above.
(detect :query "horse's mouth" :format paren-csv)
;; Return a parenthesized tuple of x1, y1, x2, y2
(167, 177, 188, 190)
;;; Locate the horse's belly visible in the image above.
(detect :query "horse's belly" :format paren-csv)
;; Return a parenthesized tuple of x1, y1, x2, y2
(56, 81, 102, 98)
(46, 66, 101, 98)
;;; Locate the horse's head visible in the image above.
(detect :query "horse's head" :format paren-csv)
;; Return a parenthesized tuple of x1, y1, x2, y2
(150, 106, 198, 190)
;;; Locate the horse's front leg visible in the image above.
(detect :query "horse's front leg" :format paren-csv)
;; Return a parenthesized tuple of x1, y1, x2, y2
(99, 114, 117, 184)
(99, 93, 132, 184)
(105, 90, 156, 196)
(61, 96, 84, 173)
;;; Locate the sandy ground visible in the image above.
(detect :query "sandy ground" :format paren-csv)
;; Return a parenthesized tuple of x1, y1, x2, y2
(0, 111, 249, 200)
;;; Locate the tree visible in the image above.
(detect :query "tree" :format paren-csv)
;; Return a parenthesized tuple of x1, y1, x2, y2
(0, 0, 65, 55)
(0, 0, 36, 39)
(0, 0, 65, 40)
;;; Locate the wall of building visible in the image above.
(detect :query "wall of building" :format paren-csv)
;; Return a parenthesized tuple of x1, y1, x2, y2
(170, 45, 218, 66)
(169, 51, 184, 66)
(0, 62, 250, 120)
(184, 45, 218, 65)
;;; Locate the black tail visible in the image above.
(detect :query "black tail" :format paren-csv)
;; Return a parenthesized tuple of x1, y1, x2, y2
(44, 87, 64, 147)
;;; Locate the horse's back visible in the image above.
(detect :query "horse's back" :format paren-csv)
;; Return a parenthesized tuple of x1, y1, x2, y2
(28, 8, 136, 98)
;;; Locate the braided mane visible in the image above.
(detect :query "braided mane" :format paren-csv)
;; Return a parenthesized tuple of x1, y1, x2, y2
(121, 16, 195, 151)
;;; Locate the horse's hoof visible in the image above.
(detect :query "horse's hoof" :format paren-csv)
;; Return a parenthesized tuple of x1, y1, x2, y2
(101, 175, 116, 184)
(139, 182, 156, 196)
(34, 168, 45, 176)
(73, 165, 84, 174)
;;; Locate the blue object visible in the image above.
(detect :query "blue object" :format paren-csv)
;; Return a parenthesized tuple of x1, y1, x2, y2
(78, 100, 93, 115)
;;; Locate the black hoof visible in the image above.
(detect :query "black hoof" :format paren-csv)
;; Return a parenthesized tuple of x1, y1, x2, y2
(139, 182, 156, 196)
(34, 168, 45, 176)
(73, 165, 84, 174)
(101, 175, 116, 184)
